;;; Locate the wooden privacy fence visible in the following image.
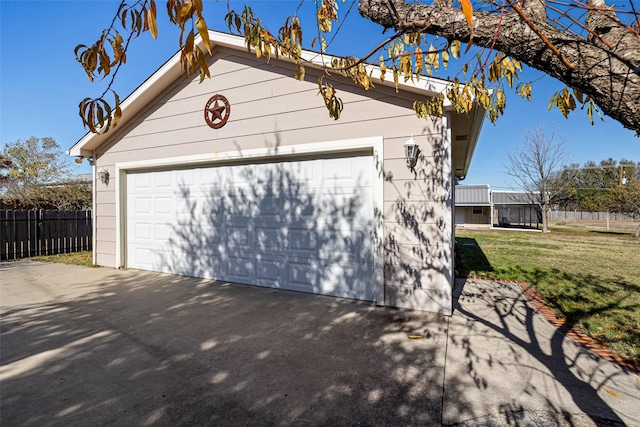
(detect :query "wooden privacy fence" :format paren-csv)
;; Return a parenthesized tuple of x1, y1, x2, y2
(1, 210, 92, 261)
(549, 210, 637, 222)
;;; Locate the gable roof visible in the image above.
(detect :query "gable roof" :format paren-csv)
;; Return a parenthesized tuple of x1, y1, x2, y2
(69, 30, 485, 176)
(455, 185, 491, 206)
(492, 191, 536, 205)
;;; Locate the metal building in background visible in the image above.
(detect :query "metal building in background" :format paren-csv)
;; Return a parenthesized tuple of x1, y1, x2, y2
(455, 185, 541, 230)
(454, 185, 492, 228)
(492, 191, 541, 229)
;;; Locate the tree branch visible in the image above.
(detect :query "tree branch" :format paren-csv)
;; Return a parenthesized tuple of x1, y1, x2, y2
(358, 0, 640, 134)
(505, 0, 577, 69)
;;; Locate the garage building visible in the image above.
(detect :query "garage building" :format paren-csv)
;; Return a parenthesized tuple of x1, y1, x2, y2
(69, 31, 485, 315)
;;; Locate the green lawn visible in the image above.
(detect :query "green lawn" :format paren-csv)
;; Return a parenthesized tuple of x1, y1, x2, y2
(455, 222, 640, 365)
(30, 251, 96, 268)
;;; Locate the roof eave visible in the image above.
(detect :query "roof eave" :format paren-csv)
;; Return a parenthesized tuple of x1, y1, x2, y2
(463, 105, 487, 176)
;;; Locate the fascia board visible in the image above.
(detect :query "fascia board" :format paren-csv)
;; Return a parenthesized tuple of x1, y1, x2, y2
(459, 104, 487, 177)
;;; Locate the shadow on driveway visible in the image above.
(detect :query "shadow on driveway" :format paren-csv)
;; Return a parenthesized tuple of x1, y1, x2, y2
(1, 261, 453, 425)
(1, 261, 638, 426)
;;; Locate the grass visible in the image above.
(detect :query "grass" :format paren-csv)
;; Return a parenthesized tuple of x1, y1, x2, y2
(30, 251, 96, 268)
(455, 220, 640, 365)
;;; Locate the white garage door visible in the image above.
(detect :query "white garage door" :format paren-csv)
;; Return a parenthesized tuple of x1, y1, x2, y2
(126, 155, 375, 301)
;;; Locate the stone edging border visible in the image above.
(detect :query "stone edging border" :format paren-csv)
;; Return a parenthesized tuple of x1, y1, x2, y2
(465, 275, 640, 375)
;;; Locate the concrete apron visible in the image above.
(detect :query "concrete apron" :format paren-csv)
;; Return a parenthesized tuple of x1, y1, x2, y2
(1, 261, 638, 426)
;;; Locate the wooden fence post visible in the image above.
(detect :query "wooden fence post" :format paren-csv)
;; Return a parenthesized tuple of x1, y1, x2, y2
(0, 210, 9, 261)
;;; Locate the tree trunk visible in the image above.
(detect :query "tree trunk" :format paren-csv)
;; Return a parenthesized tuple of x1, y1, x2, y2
(542, 202, 550, 233)
(358, 0, 640, 135)
(635, 224, 640, 238)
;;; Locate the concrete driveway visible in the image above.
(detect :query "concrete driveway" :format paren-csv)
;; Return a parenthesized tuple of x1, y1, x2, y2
(1, 261, 638, 426)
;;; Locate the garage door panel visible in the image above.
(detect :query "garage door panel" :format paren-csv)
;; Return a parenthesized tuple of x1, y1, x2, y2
(323, 158, 365, 184)
(131, 173, 152, 189)
(134, 247, 153, 268)
(186, 255, 227, 278)
(192, 224, 221, 245)
(287, 229, 317, 252)
(127, 154, 374, 301)
(323, 262, 374, 298)
(133, 197, 153, 215)
(255, 195, 282, 216)
(256, 256, 283, 285)
(131, 222, 152, 241)
(226, 256, 255, 282)
(175, 168, 196, 185)
(226, 224, 252, 250)
(318, 237, 373, 264)
(155, 249, 228, 278)
(255, 227, 286, 252)
(154, 197, 174, 216)
(154, 170, 173, 187)
(288, 261, 317, 290)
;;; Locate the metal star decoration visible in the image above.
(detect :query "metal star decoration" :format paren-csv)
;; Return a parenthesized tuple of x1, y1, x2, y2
(204, 94, 230, 129)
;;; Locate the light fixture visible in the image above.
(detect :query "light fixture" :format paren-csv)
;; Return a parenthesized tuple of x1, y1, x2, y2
(404, 136, 419, 168)
(74, 156, 95, 166)
(97, 168, 110, 184)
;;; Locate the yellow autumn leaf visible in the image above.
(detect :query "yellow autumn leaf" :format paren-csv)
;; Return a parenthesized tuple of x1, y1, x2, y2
(179, 1, 192, 20)
(196, 16, 211, 54)
(600, 387, 620, 399)
(442, 49, 450, 69)
(113, 93, 122, 128)
(460, 0, 474, 51)
(379, 55, 386, 82)
(415, 47, 423, 73)
(429, 44, 439, 72)
(451, 40, 461, 58)
(146, 6, 157, 39)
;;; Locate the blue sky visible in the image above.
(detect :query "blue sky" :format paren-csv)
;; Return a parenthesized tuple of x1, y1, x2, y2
(1, 0, 638, 189)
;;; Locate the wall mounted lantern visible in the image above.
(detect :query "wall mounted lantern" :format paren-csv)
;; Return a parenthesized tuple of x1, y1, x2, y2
(98, 168, 110, 184)
(404, 136, 419, 168)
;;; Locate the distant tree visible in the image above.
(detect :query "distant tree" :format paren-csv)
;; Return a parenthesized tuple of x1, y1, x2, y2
(0, 137, 91, 210)
(1, 137, 70, 190)
(606, 177, 640, 237)
(620, 159, 640, 183)
(607, 176, 640, 216)
(558, 159, 639, 211)
(505, 125, 573, 232)
(1, 183, 92, 211)
(0, 154, 11, 167)
(0, 154, 12, 189)
(554, 163, 581, 210)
